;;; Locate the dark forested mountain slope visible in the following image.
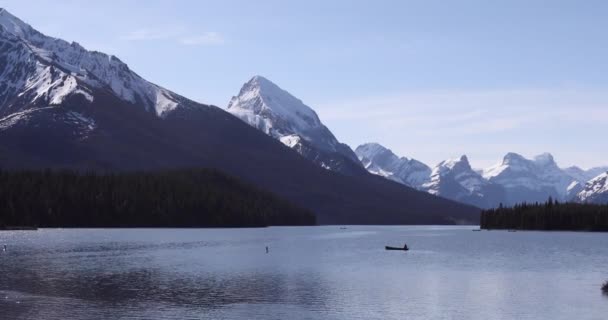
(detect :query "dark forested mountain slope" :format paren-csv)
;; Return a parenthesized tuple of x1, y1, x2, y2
(0, 169, 316, 227)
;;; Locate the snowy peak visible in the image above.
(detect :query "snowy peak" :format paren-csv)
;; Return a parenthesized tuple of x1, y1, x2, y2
(355, 143, 393, 161)
(439, 155, 471, 171)
(356, 143, 408, 170)
(534, 153, 561, 170)
(430, 156, 474, 180)
(355, 143, 431, 189)
(501, 152, 529, 167)
(482, 152, 577, 203)
(534, 152, 557, 167)
(227, 75, 322, 137)
(485, 152, 560, 178)
(423, 155, 504, 208)
(0, 8, 196, 117)
(0, 8, 32, 38)
(227, 76, 362, 174)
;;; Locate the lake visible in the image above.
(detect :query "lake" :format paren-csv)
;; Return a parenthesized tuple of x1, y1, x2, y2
(0, 226, 607, 319)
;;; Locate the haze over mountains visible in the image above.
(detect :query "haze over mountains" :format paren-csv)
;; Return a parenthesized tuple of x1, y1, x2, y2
(0, 8, 480, 225)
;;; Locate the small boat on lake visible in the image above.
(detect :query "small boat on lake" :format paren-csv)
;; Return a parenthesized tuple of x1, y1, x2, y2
(385, 244, 409, 251)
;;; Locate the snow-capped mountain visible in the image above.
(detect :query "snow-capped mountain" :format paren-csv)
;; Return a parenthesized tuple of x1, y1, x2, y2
(482, 152, 576, 205)
(422, 155, 505, 209)
(355, 143, 430, 189)
(227, 76, 364, 175)
(356, 143, 606, 208)
(0, 8, 196, 121)
(575, 172, 608, 204)
(0, 9, 480, 225)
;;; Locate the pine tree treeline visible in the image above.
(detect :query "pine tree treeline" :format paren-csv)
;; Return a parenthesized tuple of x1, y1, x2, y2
(0, 169, 315, 228)
(481, 198, 608, 231)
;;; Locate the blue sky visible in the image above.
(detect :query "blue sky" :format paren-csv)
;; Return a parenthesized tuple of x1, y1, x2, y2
(2, 0, 607, 169)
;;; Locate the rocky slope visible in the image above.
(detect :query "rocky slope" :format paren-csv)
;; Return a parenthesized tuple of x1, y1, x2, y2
(575, 172, 608, 204)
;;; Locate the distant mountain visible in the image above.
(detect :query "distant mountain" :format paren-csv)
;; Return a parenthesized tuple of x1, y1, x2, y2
(0, 9, 480, 225)
(227, 76, 364, 175)
(575, 172, 608, 204)
(482, 153, 576, 205)
(422, 156, 505, 209)
(564, 166, 608, 184)
(355, 143, 430, 189)
(356, 144, 606, 208)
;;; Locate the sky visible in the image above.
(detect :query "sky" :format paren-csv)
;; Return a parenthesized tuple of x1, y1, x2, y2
(1, 0, 607, 169)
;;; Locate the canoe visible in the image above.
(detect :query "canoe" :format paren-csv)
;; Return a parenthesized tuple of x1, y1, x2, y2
(385, 246, 408, 251)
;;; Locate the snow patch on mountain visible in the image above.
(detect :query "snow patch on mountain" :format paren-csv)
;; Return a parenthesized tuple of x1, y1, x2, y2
(21, 65, 93, 105)
(0, 107, 51, 130)
(279, 134, 302, 148)
(576, 172, 608, 203)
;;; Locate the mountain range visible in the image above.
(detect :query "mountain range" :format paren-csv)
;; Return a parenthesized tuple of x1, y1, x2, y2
(357, 143, 608, 207)
(0, 8, 479, 225)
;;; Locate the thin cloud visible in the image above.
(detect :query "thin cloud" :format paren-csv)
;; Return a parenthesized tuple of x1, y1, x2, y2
(121, 27, 225, 46)
(316, 88, 608, 132)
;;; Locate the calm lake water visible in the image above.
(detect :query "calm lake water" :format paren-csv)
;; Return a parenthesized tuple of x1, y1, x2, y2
(0, 226, 607, 319)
